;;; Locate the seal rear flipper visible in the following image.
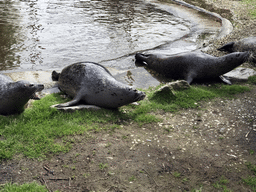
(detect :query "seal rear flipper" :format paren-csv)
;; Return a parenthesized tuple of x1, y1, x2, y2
(219, 75, 232, 85)
(218, 42, 235, 52)
(135, 53, 149, 65)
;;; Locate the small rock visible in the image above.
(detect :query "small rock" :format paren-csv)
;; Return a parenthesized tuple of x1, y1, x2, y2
(219, 127, 226, 134)
(155, 80, 190, 95)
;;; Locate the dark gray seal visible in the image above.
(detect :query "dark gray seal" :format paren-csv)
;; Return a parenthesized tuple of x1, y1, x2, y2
(51, 62, 146, 109)
(218, 37, 256, 63)
(0, 74, 44, 115)
(135, 51, 250, 84)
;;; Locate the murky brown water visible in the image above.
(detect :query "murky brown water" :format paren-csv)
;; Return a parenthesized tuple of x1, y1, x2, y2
(0, 0, 194, 71)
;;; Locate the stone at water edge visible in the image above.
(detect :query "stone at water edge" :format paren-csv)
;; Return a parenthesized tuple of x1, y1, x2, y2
(223, 67, 256, 82)
(154, 80, 190, 96)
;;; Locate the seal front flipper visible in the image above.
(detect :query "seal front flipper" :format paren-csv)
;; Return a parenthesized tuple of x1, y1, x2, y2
(54, 94, 83, 108)
(185, 71, 197, 84)
(219, 75, 232, 85)
(218, 42, 235, 52)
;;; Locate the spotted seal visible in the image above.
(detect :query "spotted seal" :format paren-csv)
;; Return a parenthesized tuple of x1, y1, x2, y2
(51, 62, 146, 109)
(135, 51, 250, 84)
(0, 74, 44, 115)
(218, 37, 256, 63)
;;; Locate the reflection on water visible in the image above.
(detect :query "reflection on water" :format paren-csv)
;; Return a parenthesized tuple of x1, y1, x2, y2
(0, 0, 191, 71)
(0, 1, 21, 70)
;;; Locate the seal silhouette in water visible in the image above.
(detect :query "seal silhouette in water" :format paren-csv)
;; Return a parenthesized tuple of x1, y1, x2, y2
(218, 37, 256, 63)
(51, 62, 146, 109)
(135, 51, 250, 84)
(0, 74, 44, 115)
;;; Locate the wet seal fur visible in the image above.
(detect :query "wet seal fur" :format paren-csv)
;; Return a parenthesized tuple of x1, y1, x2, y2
(218, 37, 256, 63)
(51, 62, 146, 109)
(0, 74, 44, 115)
(135, 51, 250, 84)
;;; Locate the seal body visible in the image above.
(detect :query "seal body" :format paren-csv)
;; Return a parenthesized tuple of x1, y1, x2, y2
(135, 51, 250, 84)
(218, 37, 256, 63)
(52, 62, 146, 109)
(0, 74, 44, 115)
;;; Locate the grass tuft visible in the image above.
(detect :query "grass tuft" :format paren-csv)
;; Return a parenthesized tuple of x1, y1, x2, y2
(0, 182, 50, 192)
(242, 0, 256, 18)
(248, 75, 256, 85)
(243, 162, 256, 191)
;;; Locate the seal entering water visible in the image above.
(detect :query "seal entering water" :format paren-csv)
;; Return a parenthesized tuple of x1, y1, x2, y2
(135, 51, 250, 84)
(0, 74, 44, 115)
(218, 37, 256, 63)
(52, 62, 146, 109)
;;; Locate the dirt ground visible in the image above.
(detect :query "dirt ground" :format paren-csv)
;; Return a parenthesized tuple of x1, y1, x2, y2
(1, 0, 256, 191)
(1, 86, 256, 192)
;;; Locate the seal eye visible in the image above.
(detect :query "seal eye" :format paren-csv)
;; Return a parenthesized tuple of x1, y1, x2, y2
(29, 84, 34, 87)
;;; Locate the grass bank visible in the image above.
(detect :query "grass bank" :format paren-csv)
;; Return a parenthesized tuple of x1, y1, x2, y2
(0, 83, 251, 161)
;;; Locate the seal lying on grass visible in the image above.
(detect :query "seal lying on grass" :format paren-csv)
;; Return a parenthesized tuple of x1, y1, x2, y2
(135, 51, 250, 84)
(0, 74, 44, 115)
(51, 62, 146, 109)
(218, 37, 256, 63)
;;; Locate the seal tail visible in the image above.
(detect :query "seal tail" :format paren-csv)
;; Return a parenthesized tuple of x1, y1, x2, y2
(52, 70, 60, 81)
(217, 42, 235, 52)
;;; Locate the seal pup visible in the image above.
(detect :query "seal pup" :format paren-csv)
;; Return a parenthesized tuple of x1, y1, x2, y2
(218, 37, 256, 63)
(135, 51, 250, 84)
(0, 74, 44, 115)
(51, 62, 146, 109)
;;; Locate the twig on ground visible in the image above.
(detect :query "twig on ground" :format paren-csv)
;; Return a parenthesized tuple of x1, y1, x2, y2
(41, 177, 52, 192)
(245, 128, 252, 138)
(48, 178, 69, 181)
(142, 168, 159, 187)
(43, 165, 54, 175)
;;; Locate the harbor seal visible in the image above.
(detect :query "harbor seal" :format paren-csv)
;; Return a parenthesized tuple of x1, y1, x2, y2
(0, 74, 44, 115)
(218, 37, 256, 63)
(51, 62, 146, 109)
(135, 51, 250, 84)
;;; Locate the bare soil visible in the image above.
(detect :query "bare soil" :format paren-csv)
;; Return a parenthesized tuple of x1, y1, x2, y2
(1, 0, 256, 191)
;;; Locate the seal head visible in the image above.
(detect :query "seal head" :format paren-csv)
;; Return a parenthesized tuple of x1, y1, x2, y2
(0, 74, 44, 115)
(52, 62, 146, 109)
(218, 37, 256, 63)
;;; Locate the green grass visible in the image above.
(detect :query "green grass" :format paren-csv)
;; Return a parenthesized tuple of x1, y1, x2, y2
(0, 182, 50, 192)
(0, 84, 251, 161)
(172, 171, 181, 178)
(213, 176, 232, 191)
(99, 163, 108, 170)
(248, 75, 256, 85)
(243, 162, 256, 191)
(243, 0, 256, 18)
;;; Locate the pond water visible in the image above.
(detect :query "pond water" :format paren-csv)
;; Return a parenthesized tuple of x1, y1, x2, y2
(0, 0, 195, 71)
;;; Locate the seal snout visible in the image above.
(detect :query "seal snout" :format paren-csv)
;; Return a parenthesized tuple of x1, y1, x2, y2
(26, 83, 44, 92)
(36, 84, 45, 92)
(247, 51, 255, 63)
(237, 51, 251, 63)
(134, 90, 146, 102)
